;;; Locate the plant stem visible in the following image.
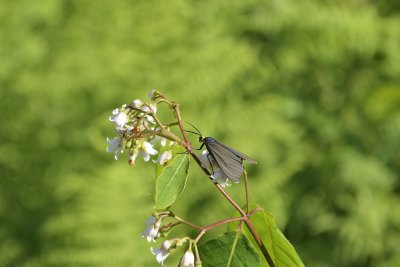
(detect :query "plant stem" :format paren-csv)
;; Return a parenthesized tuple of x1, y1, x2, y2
(193, 242, 202, 266)
(244, 169, 250, 214)
(175, 215, 244, 233)
(173, 216, 202, 230)
(214, 183, 246, 217)
(202, 216, 244, 231)
(172, 102, 191, 148)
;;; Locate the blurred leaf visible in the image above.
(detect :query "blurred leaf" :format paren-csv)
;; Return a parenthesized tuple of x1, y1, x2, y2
(155, 154, 189, 209)
(198, 231, 261, 267)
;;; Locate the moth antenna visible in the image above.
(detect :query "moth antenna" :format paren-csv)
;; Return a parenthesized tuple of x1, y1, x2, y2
(185, 121, 203, 136)
(184, 130, 201, 136)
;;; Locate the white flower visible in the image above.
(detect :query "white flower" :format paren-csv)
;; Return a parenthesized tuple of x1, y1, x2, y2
(131, 99, 143, 108)
(151, 240, 172, 266)
(180, 250, 195, 267)
(141, 215, 160, 242)
(109, 108, 128, 129)
(153, 150, 173, 165)
(106, 137, 123, 160)
(151, 136, 167, 147)
(142, 103, 157, 114)
(142, 104, 157, 124)
(148, 89, 156, 99)
(211, 169, 231, 187)
(132, 99, 157, 114)
(131, 99, 156, 124)
(138, 141, 158, 161)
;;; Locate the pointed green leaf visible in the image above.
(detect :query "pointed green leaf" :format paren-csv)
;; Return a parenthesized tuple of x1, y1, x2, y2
(154, 154, 189, 209)
(198, 231, 261, 267)
(229, 204, 304, 267)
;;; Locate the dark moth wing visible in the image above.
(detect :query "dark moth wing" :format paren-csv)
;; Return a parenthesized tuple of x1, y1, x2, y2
(204, 137, 257, 182)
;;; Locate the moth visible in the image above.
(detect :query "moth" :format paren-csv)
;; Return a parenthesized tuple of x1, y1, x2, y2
(186, 123, 257, 182)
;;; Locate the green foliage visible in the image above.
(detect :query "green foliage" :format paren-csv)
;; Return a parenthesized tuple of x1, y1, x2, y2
(155, 154, 189, 209)
(230, 205, 304, 267)
(199, 231, 261, 267)
(1, 0, 400, 266)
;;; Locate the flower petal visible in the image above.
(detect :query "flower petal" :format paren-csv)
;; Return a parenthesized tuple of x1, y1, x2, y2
(132, 99, 143, 108)
(180, 250, 195, 267)
(154, 151, 173, 165)
(143, 141, 158, 156)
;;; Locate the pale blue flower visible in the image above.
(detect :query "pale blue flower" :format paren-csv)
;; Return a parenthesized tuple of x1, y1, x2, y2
(151, 240, 171, 266)
(106, 137, 123, 160)
(141, 215, 160, 242)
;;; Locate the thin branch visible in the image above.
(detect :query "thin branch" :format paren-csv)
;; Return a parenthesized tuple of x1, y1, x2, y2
(202, 216, 244, 231)
(165, 121, 179, 127)
(173, 102, 191, 148)
(173, 216, 202, 230)
(248, 207, 262, 216)
(244, 168, 250, 214)
(214, 184, 246, 217)
(193, 242, 202, 267)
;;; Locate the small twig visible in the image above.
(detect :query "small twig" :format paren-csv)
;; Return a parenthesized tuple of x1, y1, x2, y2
(202, 216, 244, 232)
(148, 113, 165, 129)
(173, 216, 202, 230)
(193, 242, 202, 267)
(173, 103, 191, 149)
(214, 184, 246, 217)
(165, 121, 179, 127)
(248, 207, 263, 216)
(160, 221, 181, 230)
(244, 169, 250, 214)
(194, 229, 206, 243)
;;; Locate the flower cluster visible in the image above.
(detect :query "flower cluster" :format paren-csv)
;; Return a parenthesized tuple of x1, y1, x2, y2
(149, 239, 195, 266)
(141, 214, 196, 266)
(106, 91, 174, 166)
(106, 91, 265, 267)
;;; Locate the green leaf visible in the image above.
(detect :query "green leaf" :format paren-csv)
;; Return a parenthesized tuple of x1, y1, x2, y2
(229, 204, 304, 267)
(154, 154, 189, 209)
(199, 231, 262, 267)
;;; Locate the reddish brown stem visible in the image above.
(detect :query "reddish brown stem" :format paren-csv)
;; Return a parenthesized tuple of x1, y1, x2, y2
(173, 103, 191, 148)
(244, 169, 250, 214)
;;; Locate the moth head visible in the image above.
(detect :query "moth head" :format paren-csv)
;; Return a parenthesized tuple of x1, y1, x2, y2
(199, 136, 205, 143)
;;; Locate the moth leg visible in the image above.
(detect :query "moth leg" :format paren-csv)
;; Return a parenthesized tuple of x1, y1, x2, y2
(194, 143, 205, 151)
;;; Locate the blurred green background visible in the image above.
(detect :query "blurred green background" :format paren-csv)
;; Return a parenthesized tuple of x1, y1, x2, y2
(1, 0, 400, 266)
